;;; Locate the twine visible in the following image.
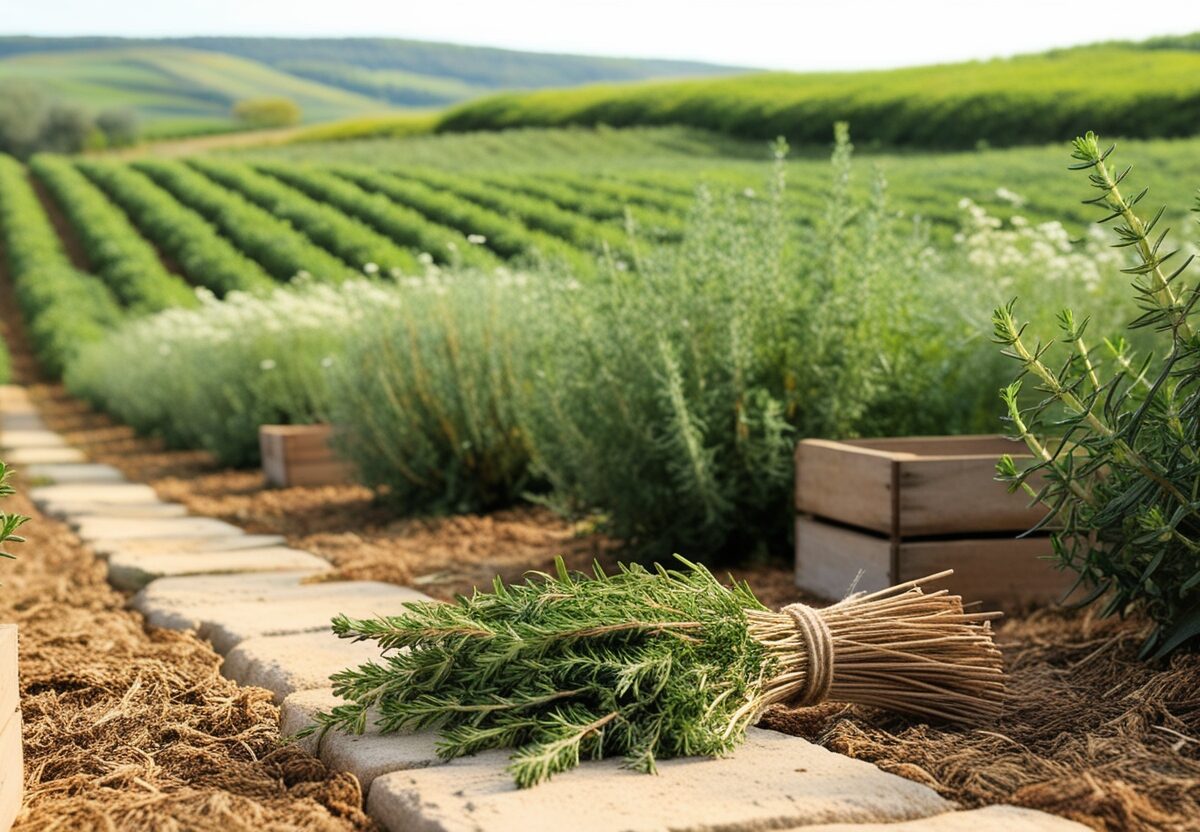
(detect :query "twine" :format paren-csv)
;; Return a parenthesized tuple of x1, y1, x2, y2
(782, 602, 834, 707)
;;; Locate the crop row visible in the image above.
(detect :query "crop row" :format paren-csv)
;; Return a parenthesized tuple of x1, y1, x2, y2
(332, 167, 597, 275)
(188, 159, 421, 276)
(255, 163, 502, 270)
(78, 161, 276, 296)
(29, 155, 197, 313)
(0, 155, 123, 375)
(133, 159, 356, 283)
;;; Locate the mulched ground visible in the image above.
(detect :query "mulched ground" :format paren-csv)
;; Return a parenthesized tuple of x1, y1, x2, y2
(16, 379, 1200, 832)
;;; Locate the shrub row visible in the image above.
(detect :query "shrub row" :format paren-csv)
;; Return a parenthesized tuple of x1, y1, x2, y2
(134, 159, 355, 283)
(256, 163, 502, 270)
(438, 47, 1200, 149)
(480, 173, 685, 241)
(188, 159, 421, 276)
(0, 154, 122, 375)
(29, 155, 196, 313)
(545, 172, 698, 214)
(398, 168, 635, 259)
(333, 167, 596, 276)
(78, 160, 276, 296)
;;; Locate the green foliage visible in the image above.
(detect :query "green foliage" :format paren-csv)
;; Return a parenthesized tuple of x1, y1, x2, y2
(29, 154, 196, 313)
(65, 280, 393, 466)
(78, 160, 275, 296)
(0, 154, 123, 375)
(326, 271, 530, 513)
(995, 132, 1200, 658)
(285, 113, 438, 144)
(256, 163, 502, 270)
(440, 47, 1200, 149)
(95, 108, 139, 147)
(188, 159, 420, 276)
(309, 557, 770, 787)
(232, 97, 302, 128)
(0, 461, 29, 568)
(134, 159, 355, 283)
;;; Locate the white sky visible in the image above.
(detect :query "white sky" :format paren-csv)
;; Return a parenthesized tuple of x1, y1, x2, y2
(1, 0, 1199, 71)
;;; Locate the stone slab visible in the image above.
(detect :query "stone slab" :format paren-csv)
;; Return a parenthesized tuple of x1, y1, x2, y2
(0, 429, 66, 449)
(22, 463, 126, 484)
(222, 629, 379, 703)
(0, 413, 47, 432)
(94, 533, 287, 560)
(73, 515, 244, 543)
(368, 727, 951, 832)
(280, 687, 442, 795)
(31, 482, 159, 508)
(109, 546, 331, 591)
(56, 502, 189, 522)
(0, 385, 36, 414)
(0, 710, 21, 832)
(797, 805, 1091, 830)
(5, 446, 85, 465)
(133, 572, 431, 653)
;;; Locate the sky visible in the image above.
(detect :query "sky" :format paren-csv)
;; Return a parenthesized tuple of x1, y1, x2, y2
(2, 0, 1200, 71)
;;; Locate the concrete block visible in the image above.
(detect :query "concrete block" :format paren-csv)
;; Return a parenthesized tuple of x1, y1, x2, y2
(279, 687, 442, 796)
(0, 429, 66, 449)
(5, 446, 85, 465)
(797, 805, 1092, 830)
(73, 515, 245, 543)
(133, 572, 431, 653)
(367, 727, 951, 832)
(22, 463, 126, 484)
(222, 629, 379, 703)
(108, 546, 330, 591)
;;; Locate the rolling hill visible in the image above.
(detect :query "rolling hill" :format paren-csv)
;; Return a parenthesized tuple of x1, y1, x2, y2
(0, 36, 743, 134)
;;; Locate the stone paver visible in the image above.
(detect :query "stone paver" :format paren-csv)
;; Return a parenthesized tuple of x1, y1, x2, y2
(0, 429, 66, 449)
(223, 630, 380, 702)
(109, 546, 331, 591)
(368, 727, 951, 832)
(23, 462, 126, 484)
(280, 687, 442, 795)
(796, 805, 1090, 830)
(73, 515, 245, 543)
(0, 413, 47, 432)
(30, 482, 160, 508)
(94, 533, 287, 560)
(56, 502, 189, 521)
(134, 571, 431, 653)
(4, 446, 86, 464)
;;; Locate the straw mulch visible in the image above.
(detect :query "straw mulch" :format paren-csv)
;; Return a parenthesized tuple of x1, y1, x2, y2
(763, 606, 1200, 832)
(2, 486, 377, 832)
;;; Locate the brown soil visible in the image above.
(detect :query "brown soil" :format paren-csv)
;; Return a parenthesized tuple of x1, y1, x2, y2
(27, 175, 91, 273)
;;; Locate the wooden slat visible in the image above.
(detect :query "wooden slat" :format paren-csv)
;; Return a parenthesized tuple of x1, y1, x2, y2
(794, 515, 892, 601)
(896, 454, 1046, 536)
(897, 536, 1076, 609)
(259, 424, 353, 487)
(795, 440, 896, 535)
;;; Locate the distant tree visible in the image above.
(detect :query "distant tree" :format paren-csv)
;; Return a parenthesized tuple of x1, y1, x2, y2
(37, 104, 95, 153)
(96, 108, 140, 147)
(232, 97, 302, 128)
(0, 81, 47, 158)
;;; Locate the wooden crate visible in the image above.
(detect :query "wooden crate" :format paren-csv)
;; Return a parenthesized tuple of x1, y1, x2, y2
(795, 436, 1073, 608)
(259, 424, 353, 488)
(0, 625, 21, 832)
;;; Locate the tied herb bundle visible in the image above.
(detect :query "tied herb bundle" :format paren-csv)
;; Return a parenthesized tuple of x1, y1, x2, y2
(309, 558, 1003, 787)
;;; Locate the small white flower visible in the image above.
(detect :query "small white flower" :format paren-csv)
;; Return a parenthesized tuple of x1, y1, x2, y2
(321, 356, 334, 369)
(467, 234, 486, 245)
(363, 262, 380, 275)
(417, 252, 434, 266)
(260, 359, 277, 371)
(743, 187, 756, 199)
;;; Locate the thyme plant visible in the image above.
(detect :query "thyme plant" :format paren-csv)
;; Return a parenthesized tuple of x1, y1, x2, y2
(995, 132, 1200, 658)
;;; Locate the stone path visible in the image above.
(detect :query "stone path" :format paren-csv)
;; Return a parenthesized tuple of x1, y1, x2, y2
(0, 385, 1088, 831)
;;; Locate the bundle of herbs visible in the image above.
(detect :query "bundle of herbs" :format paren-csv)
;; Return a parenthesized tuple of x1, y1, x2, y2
(996, 132, 1200, 659)
(309, 558, 1003, 787)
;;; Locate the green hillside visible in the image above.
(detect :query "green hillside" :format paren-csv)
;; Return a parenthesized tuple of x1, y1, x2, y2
(438, 41, 1200, 148)
(0, 47, 389, 135)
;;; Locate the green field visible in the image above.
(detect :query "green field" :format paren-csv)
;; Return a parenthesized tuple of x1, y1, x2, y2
(436, 41, 1200, 149)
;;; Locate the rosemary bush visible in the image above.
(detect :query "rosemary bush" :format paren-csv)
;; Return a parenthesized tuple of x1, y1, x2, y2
(996, 132, 1200, 658)
(0, 461, 28, 569)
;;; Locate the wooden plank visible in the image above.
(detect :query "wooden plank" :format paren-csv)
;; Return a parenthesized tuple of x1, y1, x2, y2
(897, 536, 1076, 609)
(794, 516, 892, 601)
(845, 435, 1022, 457)
(0, 624, 18, 832)
(795, 440, 897, 535)
(896, 455, 1046, 536)
(259, 425, 353, 488)
(0, 626, 14, 732)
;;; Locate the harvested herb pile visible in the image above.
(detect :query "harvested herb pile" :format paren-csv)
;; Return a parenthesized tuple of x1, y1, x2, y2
(315, 558, 1002, 787)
